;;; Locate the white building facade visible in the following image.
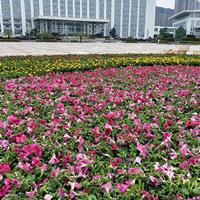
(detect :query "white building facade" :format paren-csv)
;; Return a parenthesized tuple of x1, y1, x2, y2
(0, 0, 156, 38)
(170, 10, 200, 37)
(171, 0, 200, 37)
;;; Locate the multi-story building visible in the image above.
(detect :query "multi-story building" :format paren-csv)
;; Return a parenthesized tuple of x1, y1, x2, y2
(155, 7, 174, 27)
(171, 0, 200, 37)
(0, 0, 156, 39)
(174, 0, 200, 14)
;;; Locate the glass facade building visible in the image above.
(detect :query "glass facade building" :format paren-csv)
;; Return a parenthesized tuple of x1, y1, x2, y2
(0, 0, 156, 38)
(175, 0, 200, 14)
(171, 0, 200, 37)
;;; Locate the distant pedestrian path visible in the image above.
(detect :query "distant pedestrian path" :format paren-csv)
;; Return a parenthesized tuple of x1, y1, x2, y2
(0, 42, 200, 56)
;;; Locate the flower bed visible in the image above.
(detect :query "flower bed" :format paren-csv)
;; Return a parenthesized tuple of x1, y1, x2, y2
(0, 65, 200, 199)
(1, 54, 200, 79)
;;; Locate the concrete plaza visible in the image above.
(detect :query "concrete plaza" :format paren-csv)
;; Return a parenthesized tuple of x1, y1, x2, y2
(0, 42, 200, 56)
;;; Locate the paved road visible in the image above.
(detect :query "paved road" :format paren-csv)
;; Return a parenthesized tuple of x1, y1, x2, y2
(0, 42, 200, 56)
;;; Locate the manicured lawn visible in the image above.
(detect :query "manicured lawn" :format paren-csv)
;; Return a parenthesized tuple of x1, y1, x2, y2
(0, 65, 199, 199)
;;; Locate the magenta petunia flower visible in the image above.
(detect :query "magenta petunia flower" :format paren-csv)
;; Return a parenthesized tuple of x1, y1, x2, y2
(15, 133, 28, 143)
(22, 143, 42, 158)
(49, 154, 60, 164)
(105, 123, 112, 136)
(116, 183, 129, 193)
(7, 115, 20, 125)
(0, 140, 9, 149)
(26, 191, 36, 199)
(101, 182, 112, 193)
(32, 157, 41, 167)
(142, 190, 152, 200)
(0, 163, 11, 174)
(51, 167, 60, 178)
(17, 162, 32, 172)
(137, 142, 148, 158)
(128, 167, 143, 175)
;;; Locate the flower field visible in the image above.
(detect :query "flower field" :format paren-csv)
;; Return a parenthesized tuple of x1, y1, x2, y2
(1, 54, 200, 79)
(0, 64, 200, 199)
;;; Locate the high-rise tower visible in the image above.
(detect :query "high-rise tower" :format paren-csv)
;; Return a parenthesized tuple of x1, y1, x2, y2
(0, 0, 156, 39)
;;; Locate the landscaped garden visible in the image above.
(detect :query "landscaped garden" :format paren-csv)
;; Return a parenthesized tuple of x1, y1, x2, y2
(0, 55, 200, 199)
(1, 54, 200, 79)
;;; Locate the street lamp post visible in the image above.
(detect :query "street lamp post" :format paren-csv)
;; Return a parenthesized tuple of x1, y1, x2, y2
(26, 23, 31, 41)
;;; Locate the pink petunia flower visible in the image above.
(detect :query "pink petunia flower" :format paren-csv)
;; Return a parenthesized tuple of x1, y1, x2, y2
(101, 182, 112, 193)
(41, 164, 48, 172)
(26, 191, 36, 199)
(32, 157, 41, 167)
(186, 120, 200, 128)
(110, 157, 123, 168)
(44, 194, 53, 200)
(57, 188, 68, 198)
(142, 190, 152, 200)
(111, 144, 118, 150)
(0, 185, 8, 197)
(128, 167, 143, 174)
(7, 115, 20, 125)
(177, 90, 190, 97)
(188, 156, 200, 165)
(170, 149, 178, 160)
(176, 193, 183, 200)
(179, 161, 189, 170)
(17, 162, 32, 172)
(137, 142, 148, 158)
(134, 156, 142, 165)
(155, 163, 175, 179)
(116, 183, 129, 193)
(69, 191, 79, 199)
(0, 163, 11, 174)
(22, 143, 42, 158)
(105, 123, 112, 136)
(117, 168, 126, 174)
(51, 167, 60, 178)
(0, 140, 9, 149)
(15, 133, 28, 143)
(92, 175, 102, 181)
(49, 154, 60, 164)
(180, 144, 191, 159)
(149, 176, 159, 186)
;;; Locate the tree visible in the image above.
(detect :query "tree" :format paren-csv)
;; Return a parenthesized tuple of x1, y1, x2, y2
(3, 30, 12, 39)
(109, 27, 117, 39)
(157, 27, 174, 43)
(159, 28, 169, 37)
(29, 29, 38, 37)
(175, 26, 186, 41)
(159, 28, 173, 39)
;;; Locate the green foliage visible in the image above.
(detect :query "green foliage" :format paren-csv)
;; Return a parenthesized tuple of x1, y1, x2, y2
(125, 37, 137, 43)
(159, 28, 174, 43)
(109, 27, 117, 39)
(36, 32, 56, 41)
(29, 29, 38, 36)
(175, 26, 186, 41)
(159, 28, 169, 37)
(3, 30, 13, 39)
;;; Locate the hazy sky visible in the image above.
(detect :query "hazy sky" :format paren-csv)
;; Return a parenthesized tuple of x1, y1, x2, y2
(156, 0, 175, 9)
